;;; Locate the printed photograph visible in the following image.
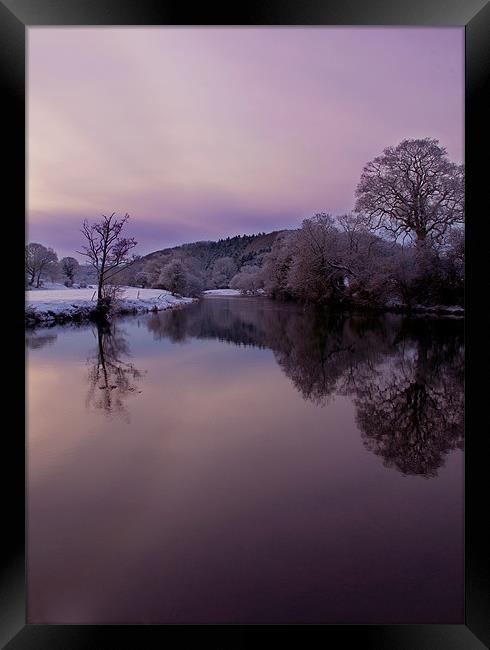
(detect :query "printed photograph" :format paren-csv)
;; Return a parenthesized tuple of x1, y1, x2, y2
(26, 27, 464, 624)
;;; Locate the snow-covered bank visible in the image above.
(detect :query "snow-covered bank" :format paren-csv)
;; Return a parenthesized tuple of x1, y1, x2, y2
(203, 289, 242, 297)
(26, 287, 194, 326)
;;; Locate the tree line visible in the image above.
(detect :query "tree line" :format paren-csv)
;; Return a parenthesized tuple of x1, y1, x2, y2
(25, 243, 86, 288)
(26, 137, 464, 311)
(232, 138, 464, 308)
(130, 137, 464, 309)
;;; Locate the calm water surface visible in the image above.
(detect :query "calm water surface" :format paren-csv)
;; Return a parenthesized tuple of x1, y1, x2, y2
(27, 296, 464, 624)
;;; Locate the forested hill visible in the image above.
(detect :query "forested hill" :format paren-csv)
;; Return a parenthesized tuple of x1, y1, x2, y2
(144, 230, 281, 269)
(120, 230, 284, 293)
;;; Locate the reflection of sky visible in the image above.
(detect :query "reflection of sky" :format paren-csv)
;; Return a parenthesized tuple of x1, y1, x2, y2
(28, 27, 463, 257)
(27, 311, 464, 624)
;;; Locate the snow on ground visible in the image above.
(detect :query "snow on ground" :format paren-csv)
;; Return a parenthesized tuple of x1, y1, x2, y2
(203, 289, 242, 296)
(26, 286, 194, 324)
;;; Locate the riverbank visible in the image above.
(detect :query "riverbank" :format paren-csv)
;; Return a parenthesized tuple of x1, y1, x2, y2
(25, 287, 194, 327)
(204, 290, 464, 317)
(26, 285, 464, 328)
(382, 302, 464, 317)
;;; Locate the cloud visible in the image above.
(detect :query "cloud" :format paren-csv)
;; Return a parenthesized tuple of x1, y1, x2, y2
(28, 27, 463, 257)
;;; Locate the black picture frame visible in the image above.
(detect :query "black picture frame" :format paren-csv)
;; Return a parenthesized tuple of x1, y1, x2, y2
(3, 0, 489, 646)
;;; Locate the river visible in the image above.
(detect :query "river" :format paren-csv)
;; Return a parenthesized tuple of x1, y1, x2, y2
(26, 296, 464, 624)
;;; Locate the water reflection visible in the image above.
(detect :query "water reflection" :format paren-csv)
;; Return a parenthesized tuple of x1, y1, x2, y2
(26, 330, 58, 350)
(146, 298, 464, 477)
(27, 298, 464, 624)
(86, 322, 144, 419)
(354, 328, 464, 477)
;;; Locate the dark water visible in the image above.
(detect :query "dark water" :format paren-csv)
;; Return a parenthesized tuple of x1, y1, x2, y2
(26, 296, 464, 624)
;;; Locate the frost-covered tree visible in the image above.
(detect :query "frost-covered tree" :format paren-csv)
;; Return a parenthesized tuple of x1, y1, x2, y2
(135, 271, 150, 288)
(443, 227, 464, 277)
(158, 259, 188, 295)
(183, 271, 204, 297)
(286, 214, 356, 304)
(431, 227, 464, 306)
(261, 232, 294, 299)
(142, 255, 171, 287)
(60, 256, 79, 285)
(211, 256, 237, 288)
(336, 213, 398, 306)
(355, 138, 464, 247)
(229, 265, 262, 294)
(25, 242, 58, 287)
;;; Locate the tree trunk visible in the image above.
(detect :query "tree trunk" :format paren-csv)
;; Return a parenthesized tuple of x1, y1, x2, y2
(415, 229, 427, 248)
(415, 232, 431, 281)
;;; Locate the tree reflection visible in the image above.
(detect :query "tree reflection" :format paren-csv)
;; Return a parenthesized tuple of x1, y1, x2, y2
(147, 307, 190, 343)
(143, 297, 464, 477)
(272, 312, 464, 477)
(146, 298, 270, 348)
(26, 330, 58, 350)
(353, 323, 464, 477)
(273, 311, 394, 405)
(86, 321, 144, 419)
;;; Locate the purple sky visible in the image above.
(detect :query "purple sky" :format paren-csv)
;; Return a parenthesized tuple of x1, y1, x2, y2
(28, 27, 464, 258)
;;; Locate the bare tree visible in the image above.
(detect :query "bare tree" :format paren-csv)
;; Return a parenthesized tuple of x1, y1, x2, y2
(25, 242, 58, 287)
(355, 138, 464, 247)
(60, 256, 80, 285)
(77, 213, 137, 306)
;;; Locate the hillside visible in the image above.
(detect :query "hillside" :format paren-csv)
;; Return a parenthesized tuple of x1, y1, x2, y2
(143, 230, 281, 269)
(120, 230, 285, 291)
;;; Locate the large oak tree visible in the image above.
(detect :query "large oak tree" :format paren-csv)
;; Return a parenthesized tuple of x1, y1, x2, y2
(355, 138, 464, 247)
